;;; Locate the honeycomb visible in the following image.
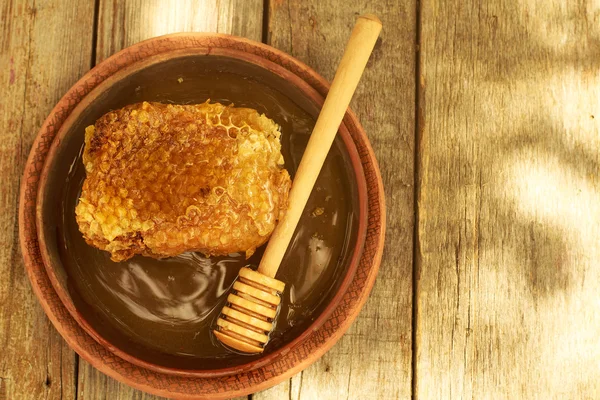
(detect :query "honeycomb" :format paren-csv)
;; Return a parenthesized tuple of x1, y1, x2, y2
(75, 101, 291, 262)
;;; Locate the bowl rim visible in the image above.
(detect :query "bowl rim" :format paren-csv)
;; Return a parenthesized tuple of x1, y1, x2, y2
(35, 45, 369, 378)
(20, 32, 386, 399)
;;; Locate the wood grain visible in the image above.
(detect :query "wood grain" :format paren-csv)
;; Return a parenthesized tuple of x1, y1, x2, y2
(0, 0, 94, 399)
(77, 359, 166, 400)
(96, 0, 263, 63)
(256, 1, 416, 399)
(416, 0, 600, 398)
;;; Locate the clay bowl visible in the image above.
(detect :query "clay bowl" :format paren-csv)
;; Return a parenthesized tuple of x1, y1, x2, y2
(19, 33, 385, 399)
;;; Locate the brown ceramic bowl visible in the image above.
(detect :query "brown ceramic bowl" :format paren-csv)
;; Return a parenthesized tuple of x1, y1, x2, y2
(20, 33, 385, 399)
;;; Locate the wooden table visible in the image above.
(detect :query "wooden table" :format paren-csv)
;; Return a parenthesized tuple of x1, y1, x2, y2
(1, 0, 598, 398)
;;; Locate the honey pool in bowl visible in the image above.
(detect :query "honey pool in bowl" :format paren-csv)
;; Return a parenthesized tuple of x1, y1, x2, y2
(38, 52, 364, 375)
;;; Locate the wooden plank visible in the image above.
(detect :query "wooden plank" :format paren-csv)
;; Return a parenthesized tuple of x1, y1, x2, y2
(75, 1, 263, 398)
(0, 0, 94, 399)
(77, 360, 166, 400)
(256, 1, 416, 399)
(417, 0, 600, 398)
(95, 0, 263, 63)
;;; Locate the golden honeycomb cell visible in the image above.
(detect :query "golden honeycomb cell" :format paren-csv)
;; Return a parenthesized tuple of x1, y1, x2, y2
(75, 101, 291, 262)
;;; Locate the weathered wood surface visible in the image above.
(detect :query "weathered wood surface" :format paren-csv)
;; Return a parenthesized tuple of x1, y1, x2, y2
(416, 0, 600, 399)
(76, 360, 167, 400)
(0, 0, 94, 399)
(95, 0, 263, 63)
(255, 1, 416, 399)
(5, 0, 600, 399)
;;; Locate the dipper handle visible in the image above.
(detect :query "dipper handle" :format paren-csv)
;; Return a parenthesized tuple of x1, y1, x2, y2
(257, 13, 382, 278)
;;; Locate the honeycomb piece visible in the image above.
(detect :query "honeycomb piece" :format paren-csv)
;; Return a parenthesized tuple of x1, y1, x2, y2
(75, 101, 291, 262)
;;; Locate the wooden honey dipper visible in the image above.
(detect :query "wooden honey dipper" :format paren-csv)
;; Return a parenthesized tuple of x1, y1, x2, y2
(213, 13, 382, 354)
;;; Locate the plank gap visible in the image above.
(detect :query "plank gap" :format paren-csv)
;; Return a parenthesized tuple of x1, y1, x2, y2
(411, 0, 423, 399)
(261, 0, 269, 44)
(73, 352, 79, 399)
(90, 0, 100, 68)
